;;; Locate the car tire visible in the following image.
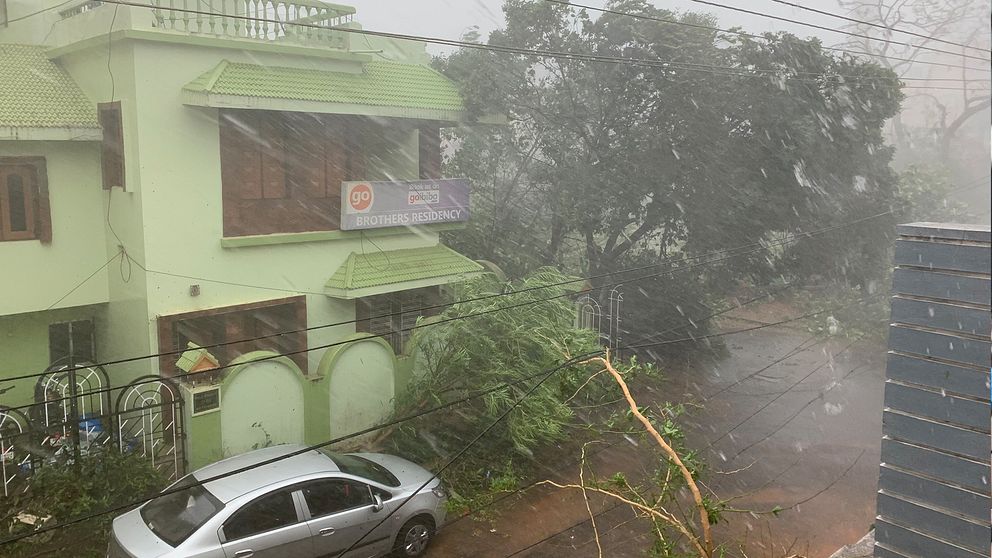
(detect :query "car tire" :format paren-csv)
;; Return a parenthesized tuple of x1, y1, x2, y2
(391, 516, 434, 557)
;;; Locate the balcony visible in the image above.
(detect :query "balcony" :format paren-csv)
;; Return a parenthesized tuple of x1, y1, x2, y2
(53, 0, 355, 52)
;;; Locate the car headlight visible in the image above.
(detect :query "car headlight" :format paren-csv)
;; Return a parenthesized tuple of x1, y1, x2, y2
(431, 483, 448, 499)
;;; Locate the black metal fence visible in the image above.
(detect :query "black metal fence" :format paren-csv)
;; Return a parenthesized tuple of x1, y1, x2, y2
(0, 365, 185, 500)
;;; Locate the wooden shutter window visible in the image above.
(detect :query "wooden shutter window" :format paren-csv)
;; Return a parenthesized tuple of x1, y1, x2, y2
(0, 159, 49, 243)
(259, 112, 287, 199)
(286, 114, 326, 199)
(98, 102, 125, 190)
(418, 125, 441, 180)
(344, 117, 367, 183)
(220, 111, 263, 201)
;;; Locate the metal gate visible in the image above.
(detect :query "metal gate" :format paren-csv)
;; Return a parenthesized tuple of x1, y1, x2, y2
(575, 286, 623, 353)
(0, 370, 187, 499)
(116, 375, 185, 483)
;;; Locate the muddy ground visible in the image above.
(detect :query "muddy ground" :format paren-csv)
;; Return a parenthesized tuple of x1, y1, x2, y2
(429, 305, 886, 558)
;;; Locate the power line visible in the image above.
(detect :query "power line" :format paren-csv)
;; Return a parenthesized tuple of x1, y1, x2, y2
(1, 209, 891, 386)
(446, 328, 837, 533)
(44, 250, 122, 310)
(701, 336, 862, 449)
(765, 0, 992, 54)
(0, 350, 601, 546)
(0, 280, 879, 545)
(502, 447, 866, 556)
(626, 296, 882, 354)
(543, 0, 992, 74)
(93, 0, 984, 91)
(689, 0, 992, 63)
(1, 0, 77, 25)
(335, 350, 596, 556)
(0, 282, 888, 545)
(0, 234, 825, 416)
(728, 361, 865, 460)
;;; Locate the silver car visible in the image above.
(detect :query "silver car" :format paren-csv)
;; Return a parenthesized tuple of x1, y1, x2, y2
(108, 444, 448, 558)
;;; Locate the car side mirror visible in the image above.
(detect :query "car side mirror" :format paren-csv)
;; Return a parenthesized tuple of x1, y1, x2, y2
(371, 493, 384, 513)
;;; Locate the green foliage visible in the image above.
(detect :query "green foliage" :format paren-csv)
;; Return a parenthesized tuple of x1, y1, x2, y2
(1, 452, 168, 557)
(440, 0, 904, 306)
(793, 284, 890, 342)
(383, 269, 602, 495)
(894, 165, 974, 223)
(444, 459, 522, 520)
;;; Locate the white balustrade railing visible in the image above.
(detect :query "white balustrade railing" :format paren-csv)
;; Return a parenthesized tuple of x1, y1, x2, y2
(60, 0, 355, 49)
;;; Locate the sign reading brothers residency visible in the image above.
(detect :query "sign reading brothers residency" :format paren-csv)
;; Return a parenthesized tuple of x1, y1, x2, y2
(340, 179, 470, 231)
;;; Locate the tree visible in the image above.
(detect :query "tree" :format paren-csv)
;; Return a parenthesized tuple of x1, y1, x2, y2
(357, 270, 622, 502)
(440, 0, 904, 301)
(836, 0, 991, 167)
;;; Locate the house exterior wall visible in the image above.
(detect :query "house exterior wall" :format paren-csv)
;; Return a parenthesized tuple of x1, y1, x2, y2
(122, 38, 435, 377)
(0, 304, 105, 405)
(0, 141, 108, 316)
(23, 21, 441, 379)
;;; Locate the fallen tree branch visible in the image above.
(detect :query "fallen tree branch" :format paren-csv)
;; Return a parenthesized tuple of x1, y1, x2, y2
(581, 353, 714, 556)
(538, 480, 708, 557)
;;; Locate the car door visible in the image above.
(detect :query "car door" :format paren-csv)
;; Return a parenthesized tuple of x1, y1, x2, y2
(219, 487, 313, 558)
(299, 478, 391, 558)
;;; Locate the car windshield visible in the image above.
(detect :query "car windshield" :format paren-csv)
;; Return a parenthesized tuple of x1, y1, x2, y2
(321, 451, 400, 487)
(140, 475, 224, 547)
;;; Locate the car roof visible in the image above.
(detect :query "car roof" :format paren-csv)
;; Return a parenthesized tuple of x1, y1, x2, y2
(193, 444, 339, 503)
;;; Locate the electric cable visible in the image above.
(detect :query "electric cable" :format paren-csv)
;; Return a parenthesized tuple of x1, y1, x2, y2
(0, 283, 888, 545)
(0, 209, 893, 385)
(1, 0, 78, 25)
(44, 250, 123, 311)
(689, 0, 991, 63)
(92, 0, 987, 91)
(728, 361, 865, 460)
(765, 0, 991, 54)
(0, 235, 816, 416)
(543, 0, 992, 73)
(701, 336, 863, 449)
(0, 350, 602, 547)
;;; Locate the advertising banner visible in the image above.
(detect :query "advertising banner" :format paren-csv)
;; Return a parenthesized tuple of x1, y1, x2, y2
(341, 179, 470, 231)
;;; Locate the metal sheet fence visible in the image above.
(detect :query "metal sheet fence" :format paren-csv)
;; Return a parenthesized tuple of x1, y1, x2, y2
(875, 223, 991, 558)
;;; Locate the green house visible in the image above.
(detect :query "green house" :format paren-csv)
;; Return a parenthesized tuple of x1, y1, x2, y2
(0, 0, 492, 468)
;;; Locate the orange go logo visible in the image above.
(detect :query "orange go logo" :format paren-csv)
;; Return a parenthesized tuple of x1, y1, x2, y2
(348, 183, 374, 213)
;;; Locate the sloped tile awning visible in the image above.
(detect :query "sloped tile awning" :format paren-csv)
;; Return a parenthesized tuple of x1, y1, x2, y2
(325, 244, 485, 299)
(182, 59, 502, 124)
(0, 44, 101, 141)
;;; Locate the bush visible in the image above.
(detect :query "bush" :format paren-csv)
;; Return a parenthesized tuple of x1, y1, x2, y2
(1, 452, 168, 557)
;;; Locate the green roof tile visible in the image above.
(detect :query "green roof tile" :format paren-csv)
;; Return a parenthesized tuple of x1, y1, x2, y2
(326, 244, 483, 297)
(0, 44, 100, 129)
(184, 59, 466, 112)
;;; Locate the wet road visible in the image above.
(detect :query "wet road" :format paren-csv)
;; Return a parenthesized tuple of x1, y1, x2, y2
(429, 314, 886, 558)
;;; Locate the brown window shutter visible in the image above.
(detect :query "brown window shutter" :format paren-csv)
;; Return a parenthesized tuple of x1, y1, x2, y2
(0, 165, 36, 241)
(344, 117, 367, 182)
(325, 116, 347, 198)
(98, 102, 125, 190)
(419, 124, 441, 180)
(0, 158, 50, 243)
(33, 158, 51, 244)
(220, 110, 263, 200)
(259, 112, 287, 199)
(287, 114, 326, 199)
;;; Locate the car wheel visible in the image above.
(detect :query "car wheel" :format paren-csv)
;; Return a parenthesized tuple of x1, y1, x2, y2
(392, 517, 434, 557)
